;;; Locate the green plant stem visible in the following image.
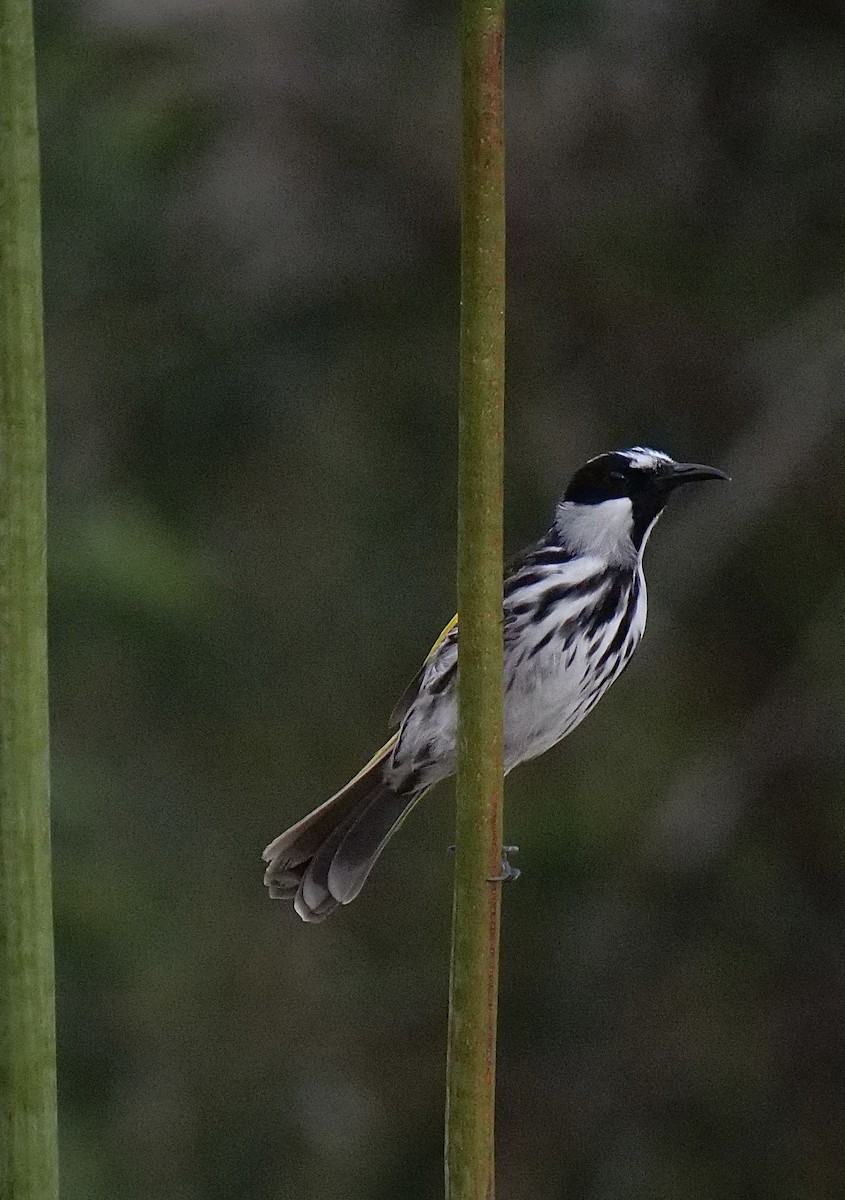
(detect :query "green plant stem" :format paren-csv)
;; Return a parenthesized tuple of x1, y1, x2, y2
(0, 1, 59, 1197)
(445, 1, 505, 1198)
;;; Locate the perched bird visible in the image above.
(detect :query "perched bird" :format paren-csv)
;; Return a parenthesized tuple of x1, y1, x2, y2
(263, 447, 727, 922)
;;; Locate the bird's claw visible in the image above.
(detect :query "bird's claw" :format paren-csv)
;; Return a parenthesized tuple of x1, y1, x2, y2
(488, 845, 520, 883)
(446, 843, 521, 882)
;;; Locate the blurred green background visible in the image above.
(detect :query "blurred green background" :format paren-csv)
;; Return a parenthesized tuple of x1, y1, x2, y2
(40, 0, 845, 1197)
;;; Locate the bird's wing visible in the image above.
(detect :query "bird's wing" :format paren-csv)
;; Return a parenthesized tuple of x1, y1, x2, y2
(389, 613, 458, 728)
(386, 541, 550, 728)
(387, 537, 560, 728)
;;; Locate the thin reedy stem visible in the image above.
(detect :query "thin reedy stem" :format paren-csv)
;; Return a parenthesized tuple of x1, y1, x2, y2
(445, 1, 506, 1197)
(0, 0, 59, 1196)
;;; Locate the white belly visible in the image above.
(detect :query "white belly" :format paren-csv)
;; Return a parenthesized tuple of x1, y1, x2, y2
(387, 568, 647, 788)
(503, 572, 647, 770)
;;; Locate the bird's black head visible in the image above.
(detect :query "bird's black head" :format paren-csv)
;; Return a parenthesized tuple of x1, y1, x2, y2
(562, 447, 728, 550)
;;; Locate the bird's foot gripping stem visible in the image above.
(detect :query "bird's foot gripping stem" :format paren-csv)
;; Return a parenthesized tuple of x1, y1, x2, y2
(488, 845, 520, 883)
(446, 843, 521, 882)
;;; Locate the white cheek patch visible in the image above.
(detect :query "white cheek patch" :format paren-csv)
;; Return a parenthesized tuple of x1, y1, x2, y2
(556, 497, 635, 563)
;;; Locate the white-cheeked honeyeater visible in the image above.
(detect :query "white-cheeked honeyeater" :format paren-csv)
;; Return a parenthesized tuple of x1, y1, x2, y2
(263, 447, 727, 922)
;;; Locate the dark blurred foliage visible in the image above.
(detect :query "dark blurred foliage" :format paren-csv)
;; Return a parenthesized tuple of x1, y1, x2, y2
(37, 0, 845, 1196)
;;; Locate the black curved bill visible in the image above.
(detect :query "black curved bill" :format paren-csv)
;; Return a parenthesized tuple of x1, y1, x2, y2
(661, 462, 730, 490)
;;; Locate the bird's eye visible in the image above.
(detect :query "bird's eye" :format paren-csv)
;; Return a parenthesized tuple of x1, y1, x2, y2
(608, 471, 626, 483)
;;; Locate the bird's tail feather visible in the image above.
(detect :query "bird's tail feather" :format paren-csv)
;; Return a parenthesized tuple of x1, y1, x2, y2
(262, 736, 427, 923)
(326, 783, 430, 906)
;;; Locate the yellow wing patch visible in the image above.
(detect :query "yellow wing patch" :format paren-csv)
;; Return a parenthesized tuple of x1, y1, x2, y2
(389, 613, 458, 728)
(425, 613, 458, 663)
